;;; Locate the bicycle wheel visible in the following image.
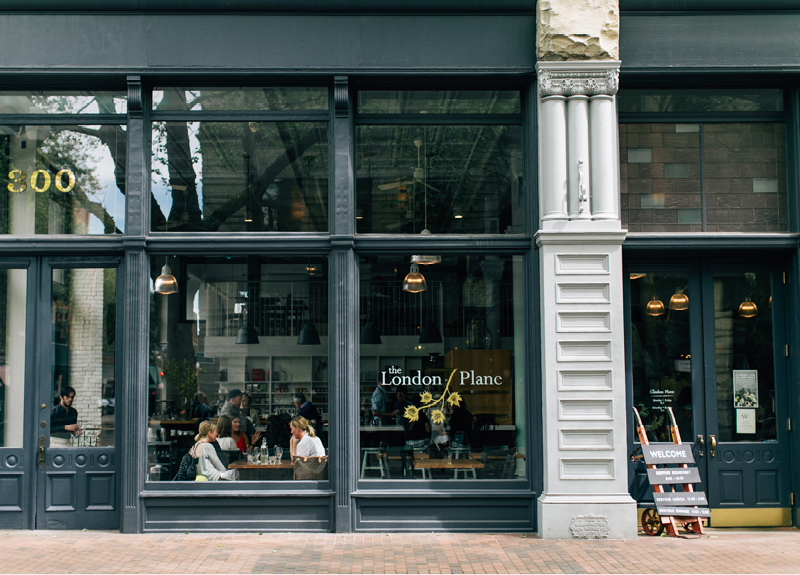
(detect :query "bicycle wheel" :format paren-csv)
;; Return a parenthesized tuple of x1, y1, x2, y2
(641, 508, 664, 536)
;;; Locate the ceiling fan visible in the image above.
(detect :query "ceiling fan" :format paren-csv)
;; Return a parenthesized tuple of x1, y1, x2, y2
(377, 139, 441, 193)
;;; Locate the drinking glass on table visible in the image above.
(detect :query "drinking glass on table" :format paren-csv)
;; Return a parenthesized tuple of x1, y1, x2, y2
(253, 446, 260, 464)
(275, 446, 283, 461)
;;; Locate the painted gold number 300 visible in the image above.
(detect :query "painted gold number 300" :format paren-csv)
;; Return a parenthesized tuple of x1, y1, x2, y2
(7, 169, 75, 194)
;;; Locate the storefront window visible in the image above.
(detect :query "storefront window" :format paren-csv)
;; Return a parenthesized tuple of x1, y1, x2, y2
(147, 255, 328, 482)
(356, 91, 523, 235)
(619, 89, 787, 233)
(0, 268, 26, 448)
(1, 124, 127, 234)
(629, 272, 693, 442)
(150, 121, 329, 232)
(358, 254, 526, 481)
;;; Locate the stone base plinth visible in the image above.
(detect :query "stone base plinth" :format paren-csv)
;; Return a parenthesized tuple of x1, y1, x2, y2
(538, 494, 637, 540)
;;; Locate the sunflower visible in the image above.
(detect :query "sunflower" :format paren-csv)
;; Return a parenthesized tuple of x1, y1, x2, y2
(431, 409, 446, 424)
(403, 405, 419, 422)
(420, 391, 433, 404)
(447, 392, 462, 407)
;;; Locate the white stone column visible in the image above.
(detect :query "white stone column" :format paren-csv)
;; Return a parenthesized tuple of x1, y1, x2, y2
(536, 61, 634, 540)
(567, 95, 591, 220)
(540, 95, 568, 221)
(590, 95, 618, 220)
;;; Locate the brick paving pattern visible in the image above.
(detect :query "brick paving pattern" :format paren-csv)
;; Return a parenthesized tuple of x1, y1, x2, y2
(0, 529, 798, 573)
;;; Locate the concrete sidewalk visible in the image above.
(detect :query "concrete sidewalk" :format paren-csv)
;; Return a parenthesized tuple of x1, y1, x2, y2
(0, 528, 798, 574)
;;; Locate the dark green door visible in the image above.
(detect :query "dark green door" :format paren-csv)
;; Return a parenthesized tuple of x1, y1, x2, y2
(627, 262, 792, 526)
(700, 267, 792, 525)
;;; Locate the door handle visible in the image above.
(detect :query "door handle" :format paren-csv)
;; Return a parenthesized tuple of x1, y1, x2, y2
(697, 434, 704, 457)
(709, 434, 717, 458)
(38, 435, 46, 469)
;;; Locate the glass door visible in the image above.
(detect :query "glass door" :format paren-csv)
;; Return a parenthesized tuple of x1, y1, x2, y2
(0, 260, 33, 529)
(701, 269, 792, 520)
(627, 267, 705, 505)
(36, 258, 121, 530)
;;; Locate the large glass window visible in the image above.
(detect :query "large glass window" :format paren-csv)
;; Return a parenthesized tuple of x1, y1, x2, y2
(1, 124, 127, 234)
(358, 254, 526, 481)
(619, 89, 787, 233)
(0, 268, 26, 448)
(620, 123, 787, 232)
(356, 91, 523, 235)
(147, 255, 328, 482)
(151, 121, 328, 232)
(150, 87, 330, 233)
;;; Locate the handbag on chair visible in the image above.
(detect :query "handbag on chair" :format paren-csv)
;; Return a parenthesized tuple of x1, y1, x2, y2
(293, 455, 328, 480)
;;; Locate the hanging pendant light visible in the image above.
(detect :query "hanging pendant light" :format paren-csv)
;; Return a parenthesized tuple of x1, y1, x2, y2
(155, 263, 178, 295)
(645, 295, 665, 316)
(418, 322, 443, 344)
(410, 136, 441, 265)
(738, 297, 758, 318)
(403, 263, 427, 293)
(669, 288, 689, 311)
(360, 321, 382, 345)
(297, 322, 321, 345)
(235, 322, 260, 345)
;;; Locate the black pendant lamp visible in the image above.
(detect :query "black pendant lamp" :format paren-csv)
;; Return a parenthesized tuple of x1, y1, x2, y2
(418, 322, 442, 344)
(360, 321, 382, 345)
(297, 322, 321, 345)
(235, 322, 260, 345)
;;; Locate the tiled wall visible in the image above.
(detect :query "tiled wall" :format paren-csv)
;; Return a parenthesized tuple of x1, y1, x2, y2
(620, 123, 788, 232)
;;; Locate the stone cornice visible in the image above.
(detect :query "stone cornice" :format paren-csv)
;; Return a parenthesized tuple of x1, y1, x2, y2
(536, 61, 620, 97)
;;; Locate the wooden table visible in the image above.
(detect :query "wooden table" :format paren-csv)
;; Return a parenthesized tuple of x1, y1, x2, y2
(412, 459, 484, 479)
(228, 460, 293, 480)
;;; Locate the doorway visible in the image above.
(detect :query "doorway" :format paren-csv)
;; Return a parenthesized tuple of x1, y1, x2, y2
(626, 261, 792, 526)
(0, 257, 121, 529)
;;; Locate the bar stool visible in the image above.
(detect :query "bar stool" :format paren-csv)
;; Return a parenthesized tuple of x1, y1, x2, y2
(450, 446, 473, 479)
(360, 447, 386, 479)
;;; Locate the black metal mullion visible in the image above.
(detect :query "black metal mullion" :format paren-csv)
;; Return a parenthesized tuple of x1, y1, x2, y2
(0, 114, 125, 125)
(150, 111, 330, 123)
(700, 123, 706, 232)
(618, 112, 787, 123)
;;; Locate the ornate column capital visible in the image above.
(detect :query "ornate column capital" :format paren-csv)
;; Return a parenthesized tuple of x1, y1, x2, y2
(536, 61, 620, 98)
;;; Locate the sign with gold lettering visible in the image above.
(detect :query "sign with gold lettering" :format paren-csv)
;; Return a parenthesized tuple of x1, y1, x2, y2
(7, 169, 75, 194)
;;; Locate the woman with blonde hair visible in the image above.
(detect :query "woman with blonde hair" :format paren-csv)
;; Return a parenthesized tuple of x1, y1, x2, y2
(191, 421, 237, 481)
(289, 415, 325, 458)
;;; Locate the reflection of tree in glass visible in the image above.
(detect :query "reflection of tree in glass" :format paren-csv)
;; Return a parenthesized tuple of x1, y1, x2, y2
(151, 88, 328, 232)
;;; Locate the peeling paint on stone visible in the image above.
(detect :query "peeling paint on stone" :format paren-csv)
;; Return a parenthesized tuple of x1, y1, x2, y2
(537, 0, 619, 61)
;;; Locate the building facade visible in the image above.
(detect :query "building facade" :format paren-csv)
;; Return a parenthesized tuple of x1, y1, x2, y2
(0, 1, 797, 537)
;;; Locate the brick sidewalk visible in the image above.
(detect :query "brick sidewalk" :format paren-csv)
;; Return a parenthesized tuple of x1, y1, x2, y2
(1, 529, 798, 574)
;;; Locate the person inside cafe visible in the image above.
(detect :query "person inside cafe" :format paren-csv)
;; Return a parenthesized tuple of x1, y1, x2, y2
(240, 393, 259, 428)
(190, 421, 237, 481)
(394, 388, 431, 450)
(220, 388, 261, 444)
(370, 379, 395, 425)
(216, 415, 249, 453)
(289, 415, 325, 458)
(448, 397, 474, 448)
(50, 386, 82, 447)
(293, 392, 324, 445)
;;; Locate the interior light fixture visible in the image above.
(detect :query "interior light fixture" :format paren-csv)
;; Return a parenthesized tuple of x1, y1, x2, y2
(738, 297, 758, 318)
(453, 204, 463, 219)
(297, 285, 321, 345)
(669, 288, 689, 311)
(645, 295, 665, 316)
(154, 263, 178, 295)
(403, 263, 427, 293)
(418, 322, 443, 344)
(235, 321, 260, 345)
(360, 287, 383, 345)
